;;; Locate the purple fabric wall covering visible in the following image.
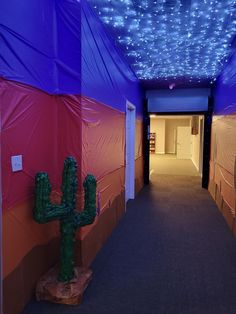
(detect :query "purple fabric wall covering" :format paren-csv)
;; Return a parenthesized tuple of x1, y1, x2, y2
(214, 51, 236, 114)
(0, 0, 81, 94)
(81, 0, 143, 117)
(0, 0, 143, 115)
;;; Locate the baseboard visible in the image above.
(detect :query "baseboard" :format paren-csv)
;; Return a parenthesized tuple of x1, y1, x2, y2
(209, 181, 236, 237)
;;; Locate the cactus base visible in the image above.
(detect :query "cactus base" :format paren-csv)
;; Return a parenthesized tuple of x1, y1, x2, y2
(36, 265, 92, 305)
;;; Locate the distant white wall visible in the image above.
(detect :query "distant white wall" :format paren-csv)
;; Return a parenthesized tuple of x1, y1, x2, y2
(150, 119, 165, 154)
(165, 119, 190, 154)
(191, 116, 201, 171)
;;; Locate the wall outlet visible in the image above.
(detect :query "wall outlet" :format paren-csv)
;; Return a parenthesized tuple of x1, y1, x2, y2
(11, 155, 23, 172)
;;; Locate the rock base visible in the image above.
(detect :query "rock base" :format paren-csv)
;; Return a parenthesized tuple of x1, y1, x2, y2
(36, 266, 92, 305)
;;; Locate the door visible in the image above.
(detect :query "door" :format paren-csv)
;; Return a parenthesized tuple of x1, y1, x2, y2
(177, 126, 191, 159)
(125, 101, 136, 202)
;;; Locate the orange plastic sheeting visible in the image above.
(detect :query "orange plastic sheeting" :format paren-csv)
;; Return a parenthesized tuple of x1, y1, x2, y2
(210, 114, 236, 215)
(1, 78, 82, 211)
(81, 96, 125, 181)
(3, 200, 59, 278)
(79, 166, 125, 240)
(135, 118, 143, 159)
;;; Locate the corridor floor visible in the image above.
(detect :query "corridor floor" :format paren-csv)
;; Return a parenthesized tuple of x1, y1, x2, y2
(23, 175, 236, 314)
(150, 154, 199, 176)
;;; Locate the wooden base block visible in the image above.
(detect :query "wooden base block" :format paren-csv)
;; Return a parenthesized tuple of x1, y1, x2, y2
(36, 266, 92, 305)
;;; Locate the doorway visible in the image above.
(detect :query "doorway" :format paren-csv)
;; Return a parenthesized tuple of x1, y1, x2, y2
(125, 101, 136, 202)
(149, 115, 204, 178)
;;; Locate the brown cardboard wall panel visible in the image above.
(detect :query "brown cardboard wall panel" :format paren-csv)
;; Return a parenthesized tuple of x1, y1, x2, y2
(209, 114, 236, 235)
(3, 200, 60, 279)
(79, 192, 125, 267)
(215, 184, 223, 213)
(135, 156, 144, 195)
(222, 201, 235, 231)
(135, 119, 143, 159)
(208, 180, 216, 201)
(3, 238, 60, 314)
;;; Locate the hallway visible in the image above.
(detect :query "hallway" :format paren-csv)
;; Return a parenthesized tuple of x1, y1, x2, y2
(150, 154, 199, 176)
(23, 175, 236, 314)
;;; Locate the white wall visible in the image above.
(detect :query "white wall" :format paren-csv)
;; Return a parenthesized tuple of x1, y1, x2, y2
(165, 119, 190, 154)
(150, 119, 165, 154)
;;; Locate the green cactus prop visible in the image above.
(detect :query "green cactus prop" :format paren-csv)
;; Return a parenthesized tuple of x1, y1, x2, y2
(33, 156, 97, 282)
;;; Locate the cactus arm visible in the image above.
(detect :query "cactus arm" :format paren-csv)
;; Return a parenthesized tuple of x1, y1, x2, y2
(75, 174, 97, 227)
(34, 172, 68, 223)
(61, 156, 78, 211)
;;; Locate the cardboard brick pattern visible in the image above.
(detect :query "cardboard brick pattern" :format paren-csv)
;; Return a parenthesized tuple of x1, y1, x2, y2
(209, 114, 236, 235)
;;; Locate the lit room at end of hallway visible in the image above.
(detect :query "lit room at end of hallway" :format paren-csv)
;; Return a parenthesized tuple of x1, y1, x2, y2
(149, 115, 204, 177)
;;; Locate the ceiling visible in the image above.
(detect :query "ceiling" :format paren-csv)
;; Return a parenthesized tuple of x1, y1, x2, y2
(88, 0, 236, 87)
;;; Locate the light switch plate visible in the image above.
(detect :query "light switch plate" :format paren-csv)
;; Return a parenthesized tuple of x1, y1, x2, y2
(11, 155, 23, 172)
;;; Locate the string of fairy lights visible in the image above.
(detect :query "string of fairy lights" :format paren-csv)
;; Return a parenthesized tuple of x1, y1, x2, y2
(88, 0, 236, 83)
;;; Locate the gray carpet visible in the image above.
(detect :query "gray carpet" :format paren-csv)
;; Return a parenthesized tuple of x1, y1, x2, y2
(22, 175, 236, 314)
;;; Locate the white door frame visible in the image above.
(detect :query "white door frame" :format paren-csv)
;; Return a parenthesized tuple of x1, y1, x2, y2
(125, 101, 136, 202)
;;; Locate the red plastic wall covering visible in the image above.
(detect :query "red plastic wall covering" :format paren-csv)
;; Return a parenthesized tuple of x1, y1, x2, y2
(81, 96, 125, 182)
(1, 78, 127, 210)
(1, 78, 82, 211)
(1, 78, 130, 278)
